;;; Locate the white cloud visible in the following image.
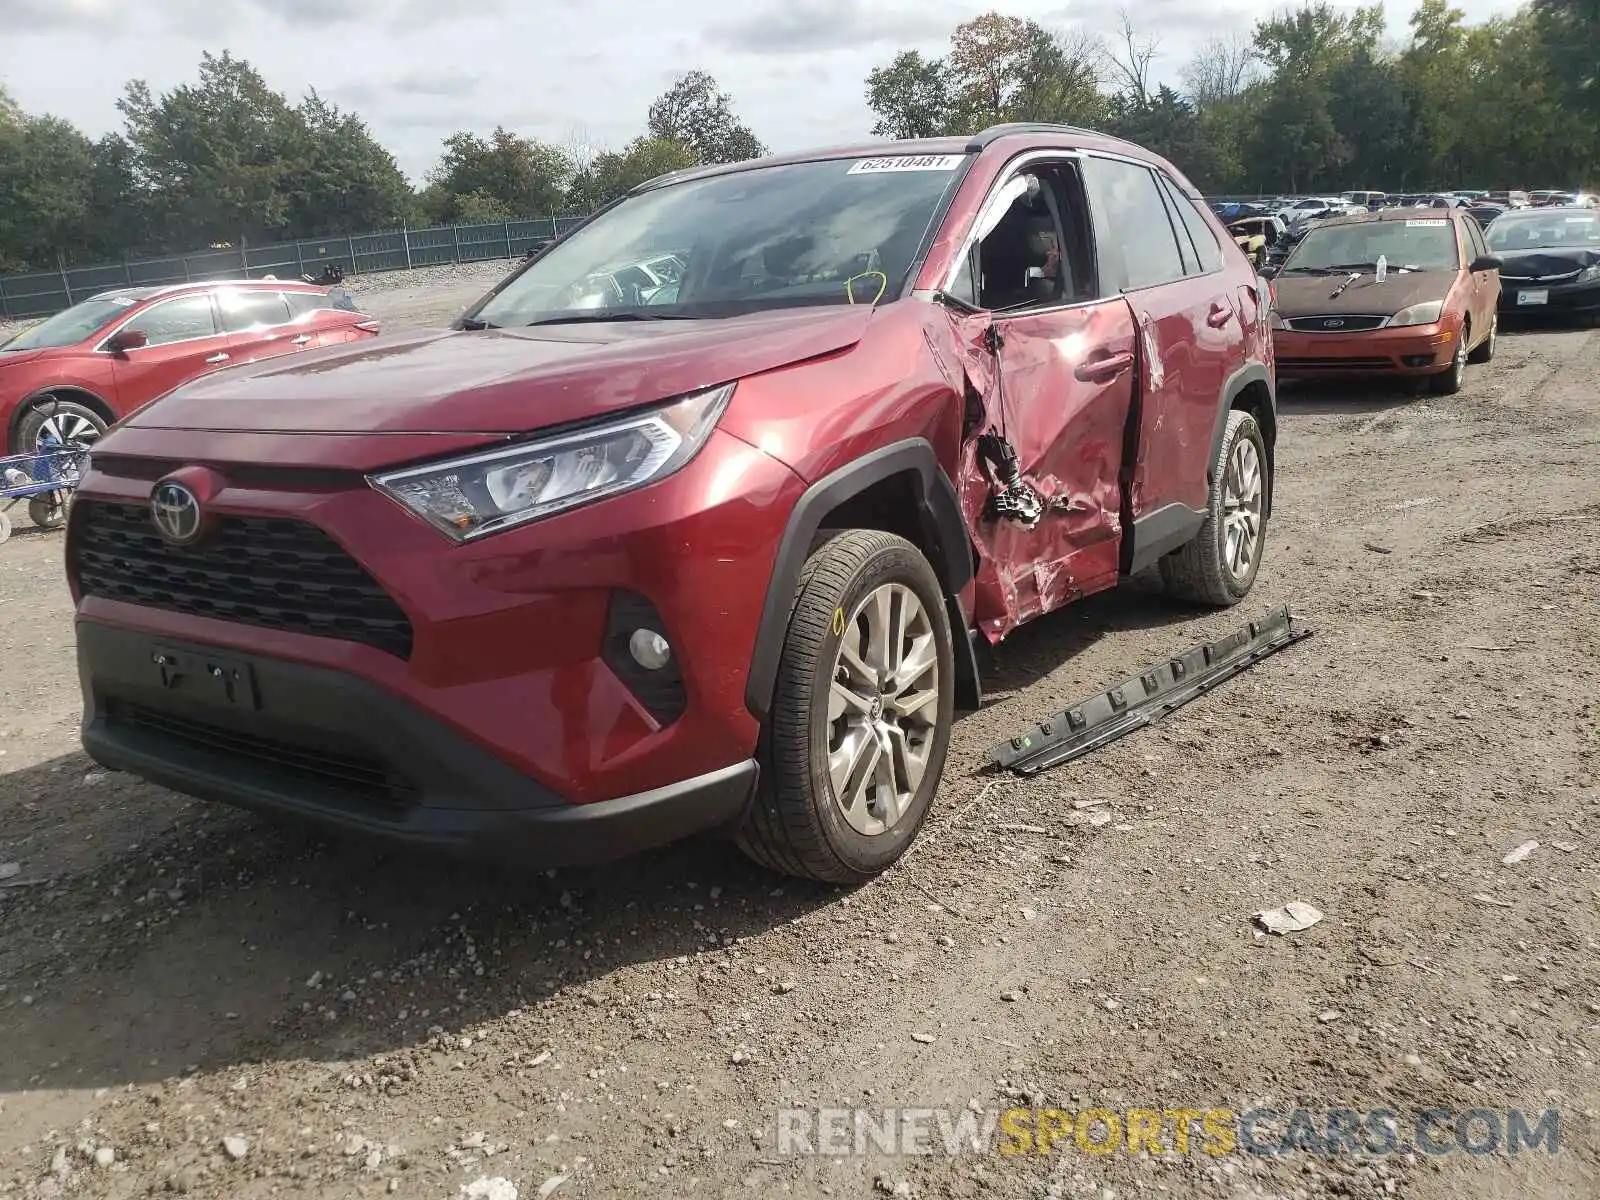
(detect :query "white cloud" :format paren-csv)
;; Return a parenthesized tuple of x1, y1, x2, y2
(0, 0, 1519, 184)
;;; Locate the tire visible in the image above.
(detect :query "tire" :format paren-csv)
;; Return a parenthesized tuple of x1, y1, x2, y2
(1429, 328, 1468, 394)
(13, 398, 108, 454)
(736, 529, 955, 883)
(1467, 313, 1497, 363)
(1160, 409, 1268, 607)
(0, 511, 10, 545)
(28, 494, 67, 530)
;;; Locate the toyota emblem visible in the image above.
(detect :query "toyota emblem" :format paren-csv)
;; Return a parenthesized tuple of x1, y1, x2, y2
(1322, 318, 1345, 328)
(150, 481, 202, 544)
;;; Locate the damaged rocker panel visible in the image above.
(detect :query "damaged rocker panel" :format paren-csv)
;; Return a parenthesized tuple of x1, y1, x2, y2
(988, 604, 1313, 776)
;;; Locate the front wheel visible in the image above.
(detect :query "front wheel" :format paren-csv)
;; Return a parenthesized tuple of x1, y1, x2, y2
(1430, 328, 1468, 394)
(14, 398, 108, 454)
(737, 530, 955, 883)
(1160, 409, 1268, 606)
(29, 494, 68, 530)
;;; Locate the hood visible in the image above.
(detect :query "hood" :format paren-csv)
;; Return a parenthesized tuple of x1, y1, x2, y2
(0, 347, 46, 367)
(1494, 248, 1600, 279)
(126, 304, 877, 434)
(1272, 269, 1453, 317)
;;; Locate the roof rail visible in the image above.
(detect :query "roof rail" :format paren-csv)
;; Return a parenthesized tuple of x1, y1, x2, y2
(966, 122, 1102, 150)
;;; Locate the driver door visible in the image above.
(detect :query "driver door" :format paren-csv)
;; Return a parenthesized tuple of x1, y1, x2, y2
(943, 159, 1139, 642)
(106, 293, 233, 407)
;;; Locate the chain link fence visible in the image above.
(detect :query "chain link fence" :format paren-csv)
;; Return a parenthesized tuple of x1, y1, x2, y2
(0, 215, 591, 321)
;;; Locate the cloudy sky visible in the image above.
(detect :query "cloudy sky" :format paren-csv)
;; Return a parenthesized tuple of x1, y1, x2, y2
(1, 0, 1516, 183)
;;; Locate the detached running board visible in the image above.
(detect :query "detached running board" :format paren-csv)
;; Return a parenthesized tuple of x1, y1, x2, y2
(987, 604, 1313, 776)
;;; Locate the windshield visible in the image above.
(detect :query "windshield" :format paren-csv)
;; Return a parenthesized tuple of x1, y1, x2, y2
(1282, 219, 1460, 272)
(1485, 211, 1600, 251)
(470, 156, 965, 328)
(0, 295, 140, 350)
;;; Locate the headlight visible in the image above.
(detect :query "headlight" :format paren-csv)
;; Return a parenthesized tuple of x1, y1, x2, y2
(1578, 263, 1600, 284)
(1387, 301, 1444, 327)
(370, 382, 733, 541)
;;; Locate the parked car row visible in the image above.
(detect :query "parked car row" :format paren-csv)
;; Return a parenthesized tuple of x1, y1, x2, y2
(1263, 203, 1599, 390)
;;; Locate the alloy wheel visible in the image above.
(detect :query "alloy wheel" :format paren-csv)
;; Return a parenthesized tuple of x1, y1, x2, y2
(37, 410, 103, 450)
(825, 582, 941, 837)
(1222, 436, 1264, 582)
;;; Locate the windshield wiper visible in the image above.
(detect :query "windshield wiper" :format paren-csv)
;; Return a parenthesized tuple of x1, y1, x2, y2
(1280, 266, 1345, 275)
(458, 317, 498, 330)
(523, 312, 694, 327)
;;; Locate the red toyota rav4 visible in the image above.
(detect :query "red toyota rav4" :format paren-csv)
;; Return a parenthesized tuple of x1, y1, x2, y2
(68, 124, 1276, 882)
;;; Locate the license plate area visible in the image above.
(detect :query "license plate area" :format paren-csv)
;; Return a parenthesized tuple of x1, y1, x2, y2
(1517, 289, 1549, 306)
(149, 644, 260, 710)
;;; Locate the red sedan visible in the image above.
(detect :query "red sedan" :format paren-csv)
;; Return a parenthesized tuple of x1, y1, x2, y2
(1, 280, 379, 453)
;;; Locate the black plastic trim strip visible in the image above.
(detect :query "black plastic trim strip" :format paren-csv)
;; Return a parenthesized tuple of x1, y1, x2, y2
(988, 604, 1312, 776)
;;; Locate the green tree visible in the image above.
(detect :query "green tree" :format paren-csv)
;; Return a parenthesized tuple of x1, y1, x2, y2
(566, 137, 697, 211)
(117, 52, 301, 247)
(422, 127, 573, 223)
(0, 110, 95, 270)
(281, 92, 413, 237)
(945, 12, 1108, 130)
(646, 71, 765, 164)
(865, 51, 954, 139)
(1111, 87, 1230, 190)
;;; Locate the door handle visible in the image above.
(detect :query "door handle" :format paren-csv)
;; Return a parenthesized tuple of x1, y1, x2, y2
(1207, 302, 1234, 328)
(291, 334, 312, 346)
(205, 352, 230, 364)
(1075, 351, 1135, 382)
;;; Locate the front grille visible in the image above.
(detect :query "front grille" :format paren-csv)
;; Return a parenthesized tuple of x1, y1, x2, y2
(1284, 314, 1389, 332)
(1279, 356, 1394, 369)
(72, 500, 413, 658)
(1500, 271, 1579, 284)
(108, 700, 420, 809)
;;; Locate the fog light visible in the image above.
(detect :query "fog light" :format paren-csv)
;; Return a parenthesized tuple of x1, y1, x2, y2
(628, 628, 672, 670)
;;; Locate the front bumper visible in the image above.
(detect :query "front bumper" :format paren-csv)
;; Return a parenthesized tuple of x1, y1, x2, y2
(69, 424, 805, 844)
(1497, 278, 1600, 316)
(78, 620, 758, 862)
(1273, 321, 1459, 377)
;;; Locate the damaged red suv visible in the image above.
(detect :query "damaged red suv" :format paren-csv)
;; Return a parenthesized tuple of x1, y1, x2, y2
(68, 124, 1276, 882)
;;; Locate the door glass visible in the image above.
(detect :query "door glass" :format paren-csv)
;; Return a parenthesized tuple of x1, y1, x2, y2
(1162, 177, 1225, 273)
(971, 164, 1097, 310)
(128, 296, 219, 346)
(219, 291, 293, 333)
(285, 291, 329, 318)
(1081, 158, 1186, 291)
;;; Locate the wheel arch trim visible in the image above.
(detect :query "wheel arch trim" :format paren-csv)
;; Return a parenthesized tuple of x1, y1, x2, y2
(744, 437, 973, 721)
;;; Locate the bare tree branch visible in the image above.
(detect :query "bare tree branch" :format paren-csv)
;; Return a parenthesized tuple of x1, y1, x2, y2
(1180, 32, 1260, 105)
(1105, 8, 1161, 108)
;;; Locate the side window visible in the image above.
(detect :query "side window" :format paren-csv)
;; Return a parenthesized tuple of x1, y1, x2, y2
(969, 160, 1100, 311)
(948, 248, 978, 307)
(1162, 175, 1225, 273)
(1160, 185, 1200, 276)
(285, 291, 327, 318)
(1466, 219, 1489, 261)
(129, 295, 218, 346)
(219, 290, 293, 333)
(1081, 157, 1186, 291)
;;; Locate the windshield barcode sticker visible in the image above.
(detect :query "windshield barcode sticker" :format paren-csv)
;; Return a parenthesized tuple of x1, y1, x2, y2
(847, 155, 964, 174)
(1405, 219, 1449, 226)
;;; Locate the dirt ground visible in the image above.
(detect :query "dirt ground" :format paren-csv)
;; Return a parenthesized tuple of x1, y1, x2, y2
(1, 264, 1596, 1200)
